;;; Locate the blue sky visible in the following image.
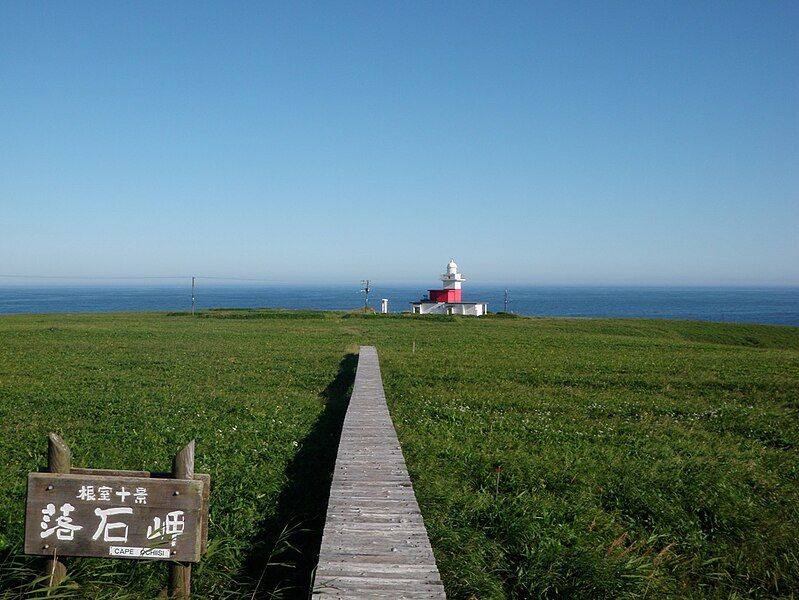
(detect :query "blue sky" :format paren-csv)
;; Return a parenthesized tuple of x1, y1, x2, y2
(1, 1, 797, 285)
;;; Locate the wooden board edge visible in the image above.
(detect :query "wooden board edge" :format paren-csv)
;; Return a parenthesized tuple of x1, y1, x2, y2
(196, 473, 210, 555)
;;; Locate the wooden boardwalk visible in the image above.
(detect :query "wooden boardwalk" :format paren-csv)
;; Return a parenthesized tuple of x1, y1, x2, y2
(314, 346, 446, 599)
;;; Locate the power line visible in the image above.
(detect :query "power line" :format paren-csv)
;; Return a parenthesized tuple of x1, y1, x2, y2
(0, 274, 290, 283)
(194, 276, 290, 283)
(0, 273, 315, 315)
(0, 274, 190, 280)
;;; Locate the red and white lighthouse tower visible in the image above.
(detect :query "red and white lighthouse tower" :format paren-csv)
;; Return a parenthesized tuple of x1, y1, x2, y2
(411, 259, 487, 316)
(428, 259, 465, 303)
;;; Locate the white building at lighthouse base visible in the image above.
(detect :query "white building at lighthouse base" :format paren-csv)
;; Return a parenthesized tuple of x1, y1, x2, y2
(410, 259, 488, 316)
(410, 301, 488, 316)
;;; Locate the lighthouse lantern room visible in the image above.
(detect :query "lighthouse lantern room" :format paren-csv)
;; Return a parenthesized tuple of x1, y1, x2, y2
(411, 259, 487, 316)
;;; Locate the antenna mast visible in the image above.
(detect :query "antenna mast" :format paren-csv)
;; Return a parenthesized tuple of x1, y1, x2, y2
(360, 279, 371, 309)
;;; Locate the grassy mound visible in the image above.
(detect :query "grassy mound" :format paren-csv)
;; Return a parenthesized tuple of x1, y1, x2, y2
(0, 311, 797, 598)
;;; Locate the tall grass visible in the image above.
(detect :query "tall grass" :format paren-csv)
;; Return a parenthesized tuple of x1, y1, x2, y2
(1, 311, 797, 598)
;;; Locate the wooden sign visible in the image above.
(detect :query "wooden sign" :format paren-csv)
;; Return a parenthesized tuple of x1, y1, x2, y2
(25, 435, 207, 598)
(25, 472, 205, 562)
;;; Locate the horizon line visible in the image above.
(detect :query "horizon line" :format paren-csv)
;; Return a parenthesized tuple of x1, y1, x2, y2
(1, 278, 798, 289)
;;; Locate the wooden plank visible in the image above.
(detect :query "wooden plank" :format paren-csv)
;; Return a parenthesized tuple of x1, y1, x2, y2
(313, 346, 446, 598)
(69, 467, 151, 478)
(196, 472, 210, 555)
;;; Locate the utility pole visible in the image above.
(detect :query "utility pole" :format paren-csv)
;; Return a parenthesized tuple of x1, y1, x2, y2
(191, 276, 196, 315)
(360, 279, 371, 309)
(504, 288, 509, 313)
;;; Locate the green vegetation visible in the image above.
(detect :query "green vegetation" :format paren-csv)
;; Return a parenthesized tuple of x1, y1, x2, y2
(1, 310, 797, 598)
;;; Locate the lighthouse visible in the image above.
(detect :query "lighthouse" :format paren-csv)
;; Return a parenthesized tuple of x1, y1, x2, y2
(410, 259, 488, 316)
(430, 259, 465, 303)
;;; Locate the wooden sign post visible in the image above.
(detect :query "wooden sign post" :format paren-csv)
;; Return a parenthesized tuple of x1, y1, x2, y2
(45, 433, 70, 588)
(170, 440, 194, 599)
(25, 434, 209, 598)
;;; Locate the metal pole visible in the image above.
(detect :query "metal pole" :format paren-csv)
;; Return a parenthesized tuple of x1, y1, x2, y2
(191, 277, 195, 315)
(504, 289, 509, 313)
(361, 280, 371, 309)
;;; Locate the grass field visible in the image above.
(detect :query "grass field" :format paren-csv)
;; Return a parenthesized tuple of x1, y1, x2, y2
(1, 310, 797, 598)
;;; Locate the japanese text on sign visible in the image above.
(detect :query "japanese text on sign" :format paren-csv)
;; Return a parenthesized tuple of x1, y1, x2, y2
(25, 473, 204, 562)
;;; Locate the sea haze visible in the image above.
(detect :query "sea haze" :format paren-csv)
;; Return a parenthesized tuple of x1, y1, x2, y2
(1, 284, 798, 326)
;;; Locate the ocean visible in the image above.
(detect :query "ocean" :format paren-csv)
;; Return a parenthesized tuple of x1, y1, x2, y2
(1, 284, 798, 326)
